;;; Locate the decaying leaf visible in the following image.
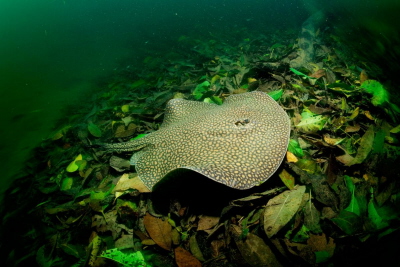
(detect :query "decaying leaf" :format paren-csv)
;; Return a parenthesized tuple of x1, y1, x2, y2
(284, 233, 335, 264)
(364, 110, 375, 120)
(359, 70, 368, 84)
(112, 173, 150, 195)
(345, 124, 360, 133)
(174, 247, 202, 267)
(390, 124, 400, 133)
(290, 164, 339, 210)
(308, 104, 331, 115)
(92, 210, 131, 239)
(323, 134, 344, 146)
(263, 185, 306, 238)
(231, 224, 283, 267)
(286, 151, 298, 163)
(330, 210, 362, 235)
(115, 234, 134, 249)
(143, 213, 172, 251)
(109, 156, 131, 172)
(114, 123, 137, 138)
(189, 234, 205, 261)
(307, 233, 336, 263)
(88, 232, 102, 266)
(336, 126, 374, 166)
(197, 215, 219, 231)
(279, 169, 295, 189)
(296, 115, 327, 133)
(303, 196, 322, 233)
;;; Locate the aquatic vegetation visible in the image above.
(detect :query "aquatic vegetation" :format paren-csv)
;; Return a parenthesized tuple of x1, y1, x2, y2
(1, 21, 400, 267)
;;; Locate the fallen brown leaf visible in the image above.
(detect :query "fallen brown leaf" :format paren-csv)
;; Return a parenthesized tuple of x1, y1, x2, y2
(286, 151, 298, 163)
(112, 173, 151, 194)
(360, 69, 369, 84)
(197, 215, 219, 231)
(175, 247, 202, 267)
(310, 69, 326, 79)
(231, 224, 283, 267)
(143, 213, 172, 250)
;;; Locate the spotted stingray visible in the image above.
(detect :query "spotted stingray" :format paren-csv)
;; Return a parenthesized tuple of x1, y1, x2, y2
(102, 91, 290, 190)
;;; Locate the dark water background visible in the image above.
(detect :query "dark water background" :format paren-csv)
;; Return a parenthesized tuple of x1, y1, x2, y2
(0, 0, 399, 198)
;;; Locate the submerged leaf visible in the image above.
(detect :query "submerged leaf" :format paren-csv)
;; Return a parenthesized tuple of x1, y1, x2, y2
(368, 198, 389, 230)
(193, 81, 210, 100)
(231, 224, 283, 267)
(268, 89, 284, 101)
(344, 177, 361, 216)
(279, 169, 295, 190)
(263, 185, 306, 238)
(174, 247, 202, 267)
(88, 122, 102, 137)
(288, 139, 304, 157)
(100, 248, 148, 266)
(144, 213, 172, 251)
(121, 104, 130, 113)
(390, 124, 400, 133)
(290, 68, 315, 79)
(330, 210, 362, 235)
(337, 126, 374, 166)
(66, 154, 83, 172)
(61, 177, 73, 191)
(296, 115, 326, 133)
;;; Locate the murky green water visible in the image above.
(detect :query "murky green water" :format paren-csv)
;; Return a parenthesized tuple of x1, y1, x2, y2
(0, 0, 399, 198)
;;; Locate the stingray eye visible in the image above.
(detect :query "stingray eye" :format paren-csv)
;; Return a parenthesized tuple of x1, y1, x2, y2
(234, 119, 250, 126)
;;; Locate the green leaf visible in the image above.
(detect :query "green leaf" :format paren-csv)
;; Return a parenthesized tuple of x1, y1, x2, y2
(204, 96, 223, 105)
(279, 169, 295, 190)
(352, 126, 374, 164)
(331, 210, 362, 235)
(290, 68, 315, 79)
(130, 133, 147, 141)
(90, 186, 114, 201)
(295, 158, 318, 174)
(99, 248, 151, 267)
(66, 154, 83, 172)
(193, 81, 211, 100)
(268, 89, 284, 101)
(315, 251, 331, 263)
(372, 129, 385, 154)
(271, 43, 285, 49)
(344, 185, 361, 216)
(390, 124, 400, 133)
(368, 198, 389, 230)
(88, 122, 102, 137)
(361, 80, 389, 106)
(291, 224, 310, 242)
(129, 79, 146, 89)
(61, 177, 73, 191)
(296, 115, 327, 133)
(288, 139, 304, 157)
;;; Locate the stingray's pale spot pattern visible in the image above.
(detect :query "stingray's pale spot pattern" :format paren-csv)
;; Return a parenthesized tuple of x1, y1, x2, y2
(102, 91, 290, 190)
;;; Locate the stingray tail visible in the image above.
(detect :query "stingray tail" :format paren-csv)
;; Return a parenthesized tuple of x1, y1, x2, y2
(87, 140, 146, 152)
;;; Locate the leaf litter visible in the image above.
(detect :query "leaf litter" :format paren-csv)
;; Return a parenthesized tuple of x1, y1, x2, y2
(1, 22, 400, 267)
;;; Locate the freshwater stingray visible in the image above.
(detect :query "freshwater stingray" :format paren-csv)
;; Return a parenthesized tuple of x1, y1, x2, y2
(101, 91, 290, 190)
